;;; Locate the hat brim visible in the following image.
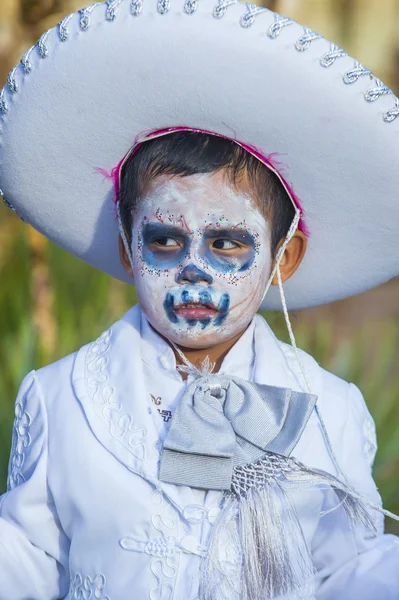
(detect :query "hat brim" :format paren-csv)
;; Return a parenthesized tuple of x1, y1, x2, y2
(1, 0, 398, 310)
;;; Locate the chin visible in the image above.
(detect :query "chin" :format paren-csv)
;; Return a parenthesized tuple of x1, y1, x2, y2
(169, 332, 226, 350)
(157, 319, 247, 350)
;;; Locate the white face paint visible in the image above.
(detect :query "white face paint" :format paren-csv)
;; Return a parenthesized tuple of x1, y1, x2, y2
(131, 171, 273, 349)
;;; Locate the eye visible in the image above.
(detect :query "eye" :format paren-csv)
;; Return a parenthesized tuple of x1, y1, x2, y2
(212, 239, 240, 250)
(152, 236, 180, 248)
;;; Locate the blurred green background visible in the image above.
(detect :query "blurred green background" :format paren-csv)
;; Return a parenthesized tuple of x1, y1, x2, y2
(1, 0, 399, 536)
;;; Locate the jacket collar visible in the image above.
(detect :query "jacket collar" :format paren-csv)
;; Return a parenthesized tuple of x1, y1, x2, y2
(72, 304, 322, 512)
(140, 308, 257, 378)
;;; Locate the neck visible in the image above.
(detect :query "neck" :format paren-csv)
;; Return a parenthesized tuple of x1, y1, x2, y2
(160, 324, 252, 379)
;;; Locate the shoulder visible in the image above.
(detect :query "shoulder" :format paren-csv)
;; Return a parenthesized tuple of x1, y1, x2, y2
(277, 337, 360, 413)
(275, 339, 382, 516)
(13, 352, 77, 411)
(318, 366, 375, 462)
(13, 350, 85, 427)
(277, 338, 350, 403)
(277, 339, 375, 462)
(22, 306, 142, 419)
(25, 327, 109, 411)
(34, 348, 81, 401)
(33, 309, 135, 392)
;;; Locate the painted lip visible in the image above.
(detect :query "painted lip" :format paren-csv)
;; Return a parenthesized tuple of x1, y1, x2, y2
(163, 290, 230, 326)
(173, 302, 219, 319)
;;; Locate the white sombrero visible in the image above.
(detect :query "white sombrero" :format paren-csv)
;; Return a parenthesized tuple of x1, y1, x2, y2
(1, 0, 398, 310)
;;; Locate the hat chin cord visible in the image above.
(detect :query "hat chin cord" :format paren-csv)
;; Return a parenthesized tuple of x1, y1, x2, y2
(117, 202, 135, 272)
(261, 211, 350, 483)
(118, 203, 348, 483)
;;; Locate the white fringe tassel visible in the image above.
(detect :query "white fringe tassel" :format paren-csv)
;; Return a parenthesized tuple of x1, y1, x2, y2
(200, 452, 398, 600)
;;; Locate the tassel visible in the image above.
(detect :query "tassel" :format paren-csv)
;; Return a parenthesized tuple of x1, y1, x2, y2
(238, 482, 314, 599)
(201, 484, 314, 600)
(200, 452, 397, 600)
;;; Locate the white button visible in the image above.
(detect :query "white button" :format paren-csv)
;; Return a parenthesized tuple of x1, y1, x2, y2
(179, 535, 199, 554)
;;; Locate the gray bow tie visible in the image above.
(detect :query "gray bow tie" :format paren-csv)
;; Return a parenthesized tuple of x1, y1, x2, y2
(159, 374, 317, 490)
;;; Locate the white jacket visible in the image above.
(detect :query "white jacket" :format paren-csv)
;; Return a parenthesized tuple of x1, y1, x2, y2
(1, 305, 398, 599)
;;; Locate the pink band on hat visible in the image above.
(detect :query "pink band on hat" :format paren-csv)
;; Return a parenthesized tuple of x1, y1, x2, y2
(94, 126, 309, 237)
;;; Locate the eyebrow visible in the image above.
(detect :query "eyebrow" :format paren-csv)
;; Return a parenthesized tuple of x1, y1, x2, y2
(203, 227, 255, 244)
(141, 221, 255, 245)
(141, 222, 189, 239)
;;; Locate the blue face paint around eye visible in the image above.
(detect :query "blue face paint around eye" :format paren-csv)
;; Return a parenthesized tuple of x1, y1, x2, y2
(141, 218, 256, 330)
(140, 220, 259, 279)
(201, 228, 258, 274)
(141, 222, 189, 272)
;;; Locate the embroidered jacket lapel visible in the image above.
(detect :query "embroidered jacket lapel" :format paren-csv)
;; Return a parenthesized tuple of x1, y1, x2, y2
(72, 304, 202, 511)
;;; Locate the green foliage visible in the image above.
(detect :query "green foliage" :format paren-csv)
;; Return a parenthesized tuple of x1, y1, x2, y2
(0, 211, 398, 535)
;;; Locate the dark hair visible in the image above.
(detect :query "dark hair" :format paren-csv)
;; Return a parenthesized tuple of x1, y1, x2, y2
(119, 131, 295, 255)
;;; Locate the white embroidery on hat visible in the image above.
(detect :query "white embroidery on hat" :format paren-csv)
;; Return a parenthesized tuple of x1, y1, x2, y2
(79, 3, 103, 30)
(343, 59, 371, 84)
(7, 68, 18, 94)
(184, 0, 198, 14)
(58, 14, 74, 41)
(130, 0, 143, 16)
(365, 78, 392, 103)
(106, 0, 124, 21)
(0, 89, 8, 114)
(239, 3, 268, 29)
(264, 12, 399, 121)
(384, 98, 399, 122)
(295, 26, 323, 52)
(158, 0, 171, 14)
(21, 46, 34, 74)
(320, 42, 348, 67)
(213, 0, 238, 19)
(38, 30, 50, 58)
(267, 13, 296, 39)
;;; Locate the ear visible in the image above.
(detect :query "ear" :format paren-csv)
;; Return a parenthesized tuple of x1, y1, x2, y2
(271, 230, 307, 286)
(118, 233, 134, 279)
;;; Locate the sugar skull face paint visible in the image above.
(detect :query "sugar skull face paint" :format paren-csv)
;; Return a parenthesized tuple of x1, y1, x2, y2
(131, 171, 273, 348)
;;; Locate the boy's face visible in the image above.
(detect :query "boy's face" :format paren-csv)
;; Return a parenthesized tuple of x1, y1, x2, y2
(130, 171, 272, 349)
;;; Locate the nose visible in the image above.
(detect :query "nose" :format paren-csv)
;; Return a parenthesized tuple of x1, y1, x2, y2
(176, 263, 213, 285)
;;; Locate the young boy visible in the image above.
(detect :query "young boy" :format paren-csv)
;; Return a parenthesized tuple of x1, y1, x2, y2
(1, 1, 399, 599)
